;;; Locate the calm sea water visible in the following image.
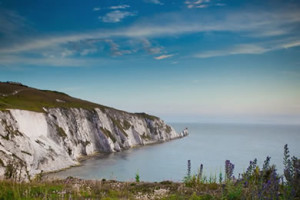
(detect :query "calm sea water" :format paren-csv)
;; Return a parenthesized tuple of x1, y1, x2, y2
(50, 123, 300, 182)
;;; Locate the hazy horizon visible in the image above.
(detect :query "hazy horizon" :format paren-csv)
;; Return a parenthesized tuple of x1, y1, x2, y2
(0, 0, 299, 124)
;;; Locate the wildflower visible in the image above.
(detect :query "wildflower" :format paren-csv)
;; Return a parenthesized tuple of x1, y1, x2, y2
(198, 164, 203, 182)
(225, 160, 234, 181)
(187, 160, 191, 178)
(263, 156, 271, 173)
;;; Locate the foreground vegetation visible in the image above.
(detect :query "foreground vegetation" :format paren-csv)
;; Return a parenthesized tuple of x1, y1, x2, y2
(181, 144, 300, 200)
(0, 145, 299, 199)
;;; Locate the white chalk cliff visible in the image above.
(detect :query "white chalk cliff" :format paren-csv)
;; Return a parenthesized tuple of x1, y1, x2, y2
(0, 107, 188, 180)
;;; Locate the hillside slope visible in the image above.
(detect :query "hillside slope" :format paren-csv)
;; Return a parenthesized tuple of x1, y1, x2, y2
(0, 82, 188, 180)
(0, 82, 113, 112)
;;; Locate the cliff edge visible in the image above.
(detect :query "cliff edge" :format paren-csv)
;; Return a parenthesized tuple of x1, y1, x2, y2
(0, 82, 188, 180)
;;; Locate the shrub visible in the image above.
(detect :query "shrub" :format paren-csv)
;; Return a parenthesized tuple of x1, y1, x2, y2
(135, 172, 140, 183)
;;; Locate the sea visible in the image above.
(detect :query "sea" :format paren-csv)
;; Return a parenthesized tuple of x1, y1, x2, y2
(49, 123, 300, 182)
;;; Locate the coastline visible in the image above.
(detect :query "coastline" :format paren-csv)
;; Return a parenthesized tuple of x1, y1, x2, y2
(45, 130, 188, 179)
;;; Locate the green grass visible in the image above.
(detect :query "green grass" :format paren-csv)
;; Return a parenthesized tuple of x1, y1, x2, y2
(55, 125, 67, 138)
(110, 118, 128, 137)
(1, 170, 299, 200)
(100, 127, 116, 143)
(0, 82, 161, 128)
(0, 133, 10, 140)
(0, 82, 107, 112)
(165, 125, 172, 133)
(0, 180, 65, 200)
(123, 120, 131, 130)
(0, 178, 225, 200)
(135, 112, 159, 121)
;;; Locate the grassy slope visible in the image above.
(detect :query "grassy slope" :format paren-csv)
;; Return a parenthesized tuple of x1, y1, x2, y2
(0, 82, 107, 112)
(0, 82, 158, 121)
(0, 178, 220, 200)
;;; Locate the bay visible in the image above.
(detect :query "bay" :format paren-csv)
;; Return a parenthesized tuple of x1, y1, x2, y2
(49, 123, 300, 182)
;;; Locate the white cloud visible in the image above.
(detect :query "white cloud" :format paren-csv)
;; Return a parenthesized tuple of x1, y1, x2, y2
(80, 48, 98, 56)
(194, 40, 300, 58)
(144, 0, 163, 5)
(64, 39, 103, 56)
(195, 44, 269, 58)
(147, 47, 161, 54)
(0, 7, 299, 57)
(215, 3, 225, 7)
(105, 39, 132, 56)
(99, 10, 135, 23)
(154, 54, 173, 60)
(109, 5, 130, 10)
(0, 55, 108, 67)
(185, 0, 210, 8)
(141, 38, 162, 54)
(282, 41, 300, 49)
(93, 7, 101, 11)
(1, 3, 299, 68)
(61, 49, 74, 57)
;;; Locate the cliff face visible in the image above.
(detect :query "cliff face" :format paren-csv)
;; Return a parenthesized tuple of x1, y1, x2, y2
(0, 107, 187, 180)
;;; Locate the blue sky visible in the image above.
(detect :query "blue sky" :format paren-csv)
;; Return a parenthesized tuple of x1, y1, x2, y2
(0, 0, 300, 124)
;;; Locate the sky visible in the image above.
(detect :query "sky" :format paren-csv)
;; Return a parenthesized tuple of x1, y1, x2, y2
(0, 0, 300, 124)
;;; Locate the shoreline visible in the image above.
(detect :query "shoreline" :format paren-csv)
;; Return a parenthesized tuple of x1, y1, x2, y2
(45, 132, 188, 180)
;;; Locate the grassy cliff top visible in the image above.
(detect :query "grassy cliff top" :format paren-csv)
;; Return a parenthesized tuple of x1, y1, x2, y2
(0, 82, 107, 112)
(0, 82, 159, 120)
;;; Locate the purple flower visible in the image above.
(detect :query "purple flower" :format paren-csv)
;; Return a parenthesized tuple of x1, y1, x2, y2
(225, 160, 234, 181)
(187, 160, 191, 178)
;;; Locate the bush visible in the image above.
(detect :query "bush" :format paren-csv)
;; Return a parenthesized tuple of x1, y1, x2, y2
(135, 172, 140, 183)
